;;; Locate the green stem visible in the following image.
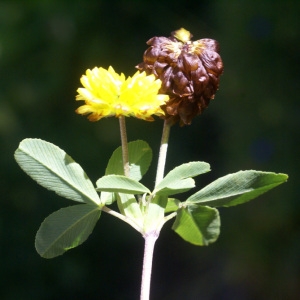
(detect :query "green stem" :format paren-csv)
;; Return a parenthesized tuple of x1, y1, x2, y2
(154, 120, 171, 187)
(119, 116, 130, 177)
(140, 232, 158, 300)
(101, 206, 142, 232)
(164, 211, 177, 224)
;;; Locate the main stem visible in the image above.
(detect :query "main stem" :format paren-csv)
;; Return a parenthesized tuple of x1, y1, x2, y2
(140, 120, 172, 300)
(119, 116, 130, 177)
(140, 233, 158, 300)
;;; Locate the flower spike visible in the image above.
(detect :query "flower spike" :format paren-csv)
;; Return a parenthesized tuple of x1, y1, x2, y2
(136, 28, 224, 125)
(76, 66, 169, 121)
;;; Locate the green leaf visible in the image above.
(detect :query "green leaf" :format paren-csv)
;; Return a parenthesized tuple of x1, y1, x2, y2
(14, 139, 100, 205)
(102, 140, 152, 205)
(154, 161, 211, 196)
(172, 205, 220, 246)
(142, 195, 167, 234)
(165, 198, 181, 213)
(116, 193, 143, 227)
(100, 192, 116, 205)
(35, 204, 101, 258)
(186, 170, 288, 207)
(96, 175, 150, 194)
(105, 140, 152, 181)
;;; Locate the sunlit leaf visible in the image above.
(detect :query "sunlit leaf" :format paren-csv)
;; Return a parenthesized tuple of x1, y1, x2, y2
(186, 170, 288, 207)
(154, 161, 210, 196)
(96, 174, 150, 194)
(35, 204, 101, 258)
(14, 139, 100, 205)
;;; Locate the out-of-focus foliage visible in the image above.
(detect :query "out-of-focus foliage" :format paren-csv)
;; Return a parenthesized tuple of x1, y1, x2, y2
(1, 0, 299, 299)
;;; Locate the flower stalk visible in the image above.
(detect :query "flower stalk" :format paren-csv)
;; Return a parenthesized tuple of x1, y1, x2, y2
(155, 120, 171, 187)
(119, 116, 130, 177)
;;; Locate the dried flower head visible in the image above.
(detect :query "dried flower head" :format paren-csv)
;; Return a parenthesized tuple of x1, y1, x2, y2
(76, 66, 169, 121)
(136, 28, 224, 125)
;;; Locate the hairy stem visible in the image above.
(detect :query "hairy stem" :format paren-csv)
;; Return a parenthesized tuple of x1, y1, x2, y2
(154, 120, 171, 187)
(140, 232, 158, 300)
(119, 116, 130, 177)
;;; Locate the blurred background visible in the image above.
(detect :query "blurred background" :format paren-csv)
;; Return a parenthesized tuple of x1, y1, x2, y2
(1, 0, 299, 299)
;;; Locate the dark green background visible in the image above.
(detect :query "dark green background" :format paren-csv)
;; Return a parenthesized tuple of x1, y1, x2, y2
(1, 0, 299, 299)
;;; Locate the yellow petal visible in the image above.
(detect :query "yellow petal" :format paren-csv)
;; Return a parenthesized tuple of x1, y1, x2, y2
(75, 66, 169, 121)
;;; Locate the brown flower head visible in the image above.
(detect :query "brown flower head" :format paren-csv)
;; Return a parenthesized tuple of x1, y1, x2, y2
(136, 28, 224, 125)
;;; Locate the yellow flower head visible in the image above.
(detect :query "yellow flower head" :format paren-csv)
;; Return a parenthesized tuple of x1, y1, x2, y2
(76, 66, 169, 121)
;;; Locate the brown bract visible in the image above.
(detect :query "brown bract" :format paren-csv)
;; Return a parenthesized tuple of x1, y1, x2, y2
(136, 28, 224, 126)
